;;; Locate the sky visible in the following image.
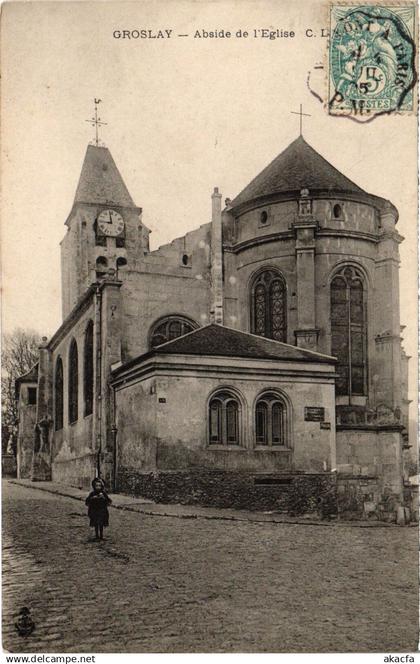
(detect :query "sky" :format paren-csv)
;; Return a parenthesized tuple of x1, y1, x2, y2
(1, 0, 418, 402)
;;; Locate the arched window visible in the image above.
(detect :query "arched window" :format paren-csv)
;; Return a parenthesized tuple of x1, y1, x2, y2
(84, 321, 94, 417)
(150, 315, 198, 348)
(68, 339, 78, 424)
(251, 269, 287, 341)
(96, 256, 107, 278)
(116, 257, 127, 269)
(255, 392, 287, 446)
(54, 356, 63, 431)
(331, 266, 367, 397)
(209, 391, 240, 445)
(333, 203, 342, 219)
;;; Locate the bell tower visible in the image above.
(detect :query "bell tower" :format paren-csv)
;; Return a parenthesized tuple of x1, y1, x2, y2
(60, 144, 148, 319)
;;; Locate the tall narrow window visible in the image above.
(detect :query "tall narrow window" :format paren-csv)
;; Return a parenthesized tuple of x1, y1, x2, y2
(255, 393, 287, 447)
(226, 401, 239, 443)
(251, 270, 287, 341)
(272, 402, 283, 443)
(55, 357, 63, 431)
(255, 401, 268, 444)
(84, 321, 94, 417)
(68, 339, 78, 424)
(210, 399, 222, 443)
(208, 391, 240, 445)
(331, 266, 367, 397)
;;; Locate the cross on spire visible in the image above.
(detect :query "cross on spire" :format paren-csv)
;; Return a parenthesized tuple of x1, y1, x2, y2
(85, 98, 107, 146)
(291, 104, 311, 136)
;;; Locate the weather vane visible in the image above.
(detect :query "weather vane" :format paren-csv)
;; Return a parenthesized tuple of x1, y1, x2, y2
(86, 98, 107, 146)
(291, 104, 311, 136)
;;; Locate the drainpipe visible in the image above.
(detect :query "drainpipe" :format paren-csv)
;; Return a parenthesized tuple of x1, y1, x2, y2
(111, 383, 118, 492)
(210, 187, 223, 324)
(94, 285, 102, 478)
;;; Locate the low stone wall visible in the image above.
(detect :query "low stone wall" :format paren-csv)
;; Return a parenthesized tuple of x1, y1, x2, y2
(337, 475, 414, 523)
(337, 475, 381, 520)
(52, 453, 97, 489)
(2, 454, 17, 478)
(117, 467, 338, 517)
(403, 484, 419, 523)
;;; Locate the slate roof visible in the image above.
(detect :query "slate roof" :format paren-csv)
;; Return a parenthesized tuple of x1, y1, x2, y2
(152, 324, 335, 363)
(15, 363, 39, 398)
(230, 136, 367, 208)
(73, 145, 136, 208)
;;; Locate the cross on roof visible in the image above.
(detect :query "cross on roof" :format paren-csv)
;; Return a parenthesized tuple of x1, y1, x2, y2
(291, 104, 311, 136)
(85, 98, 107, 146)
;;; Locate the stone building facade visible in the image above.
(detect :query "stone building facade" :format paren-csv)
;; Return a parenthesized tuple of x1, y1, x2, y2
(16, 136, 413, 520)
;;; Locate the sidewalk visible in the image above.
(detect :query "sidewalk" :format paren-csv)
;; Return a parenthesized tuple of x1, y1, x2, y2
(6, 478, 400, 528)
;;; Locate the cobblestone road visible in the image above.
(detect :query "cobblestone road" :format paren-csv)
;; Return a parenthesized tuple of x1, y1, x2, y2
(2, 481, 418, 653)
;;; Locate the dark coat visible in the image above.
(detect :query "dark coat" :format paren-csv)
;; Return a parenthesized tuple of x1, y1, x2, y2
(85, 490, 112, 527)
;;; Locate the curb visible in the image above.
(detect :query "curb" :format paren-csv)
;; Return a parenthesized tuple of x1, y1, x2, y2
(7, 479, 400, 528)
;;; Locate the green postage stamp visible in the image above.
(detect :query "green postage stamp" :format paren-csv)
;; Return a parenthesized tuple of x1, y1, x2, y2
(328, 3, 417, 117)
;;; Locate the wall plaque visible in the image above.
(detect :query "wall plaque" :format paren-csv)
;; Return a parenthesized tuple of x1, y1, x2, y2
(304, 407, 325, 422)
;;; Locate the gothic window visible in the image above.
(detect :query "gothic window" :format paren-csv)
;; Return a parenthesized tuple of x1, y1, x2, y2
(209, 391, 240, 445)
(331, 266, 367, 397)
(68, 339, 78, 424)
(54, 357, 63, 431)
(84, 321, 94, 417)
(255, 393, 287, 446)
(251, 270, 287, 341)
(150, 316, 198, 348)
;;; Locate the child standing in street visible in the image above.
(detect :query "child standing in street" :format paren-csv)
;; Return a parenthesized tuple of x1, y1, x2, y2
(85, 477, 112, 540)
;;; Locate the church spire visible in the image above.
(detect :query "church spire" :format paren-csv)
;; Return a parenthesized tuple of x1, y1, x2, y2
(72, 144, 136, 209)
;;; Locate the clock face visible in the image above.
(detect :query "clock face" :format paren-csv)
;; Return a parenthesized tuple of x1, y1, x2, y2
(97, 209, 125, 237)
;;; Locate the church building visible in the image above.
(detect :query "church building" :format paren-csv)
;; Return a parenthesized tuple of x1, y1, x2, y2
(16, 134, 412, 520)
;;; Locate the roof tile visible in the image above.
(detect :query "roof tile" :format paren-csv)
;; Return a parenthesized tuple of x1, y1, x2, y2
(74, 145, 136, 207)
(153, 324, 335, 363)
(231, 135, 366, 208)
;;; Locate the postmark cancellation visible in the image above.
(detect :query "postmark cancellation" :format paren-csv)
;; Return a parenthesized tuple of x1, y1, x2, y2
(328, 3, 417, 117)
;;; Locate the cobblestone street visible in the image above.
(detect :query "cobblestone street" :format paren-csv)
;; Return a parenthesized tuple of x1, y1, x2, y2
(2, 481, 418, 653)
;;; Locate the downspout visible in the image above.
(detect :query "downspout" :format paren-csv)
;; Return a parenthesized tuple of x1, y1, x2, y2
(210, 187, 223, 324)
(111, 383, 118, 493)
(94, 285, 102, 477)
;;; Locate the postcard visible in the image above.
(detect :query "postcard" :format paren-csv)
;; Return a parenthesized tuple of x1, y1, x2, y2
(1, 0, 418, 655)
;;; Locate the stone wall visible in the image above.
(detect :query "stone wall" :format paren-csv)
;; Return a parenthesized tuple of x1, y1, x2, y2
(336, 427, 406, 521)
(404, 484, 419, 522)
(16, 384, 37, 479)
(120, 222, 212, 362)
(2, 454, 17, 478)
(117, 468, 337, 516)
(49, 298, 97, 486)
(337, 475, 416, 523)
(52, 451, 97, 489)
(114, 361, 336, 476)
